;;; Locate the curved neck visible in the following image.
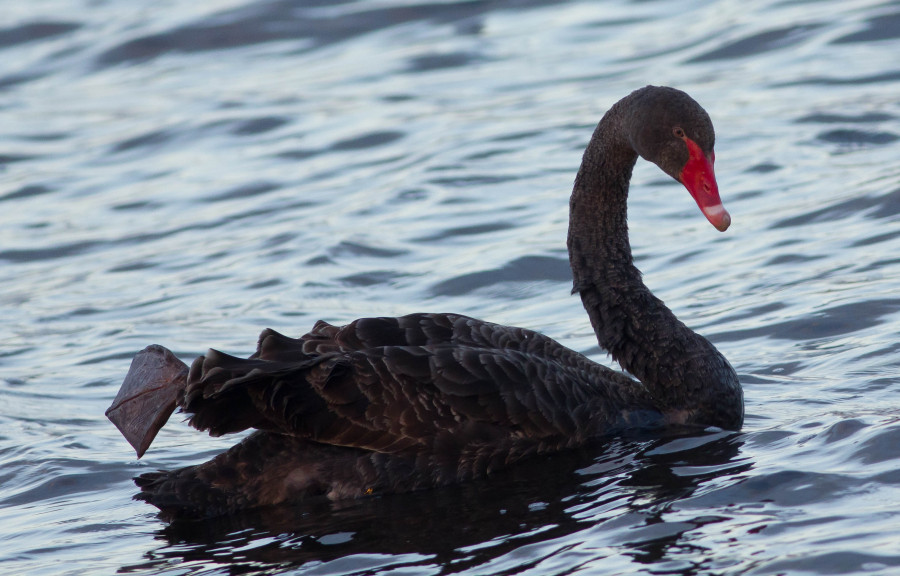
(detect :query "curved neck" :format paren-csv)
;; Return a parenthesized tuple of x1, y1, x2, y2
(567, 108, 742, 428)
(568, 109, 638, 292)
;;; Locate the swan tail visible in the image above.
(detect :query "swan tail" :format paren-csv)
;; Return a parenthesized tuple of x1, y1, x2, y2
(181, 328, 337, 438)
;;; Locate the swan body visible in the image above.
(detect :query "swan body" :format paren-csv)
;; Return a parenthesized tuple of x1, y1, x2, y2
(107, 86, 743, 519)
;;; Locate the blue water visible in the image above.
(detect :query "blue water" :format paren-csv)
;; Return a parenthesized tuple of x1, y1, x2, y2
(2, 0, 900, 574)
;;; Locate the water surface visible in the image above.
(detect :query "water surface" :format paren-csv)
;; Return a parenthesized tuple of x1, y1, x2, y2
(3, 0, 900, 574)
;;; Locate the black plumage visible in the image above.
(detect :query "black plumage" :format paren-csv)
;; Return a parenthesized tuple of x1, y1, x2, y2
(107, 86, 744, 520)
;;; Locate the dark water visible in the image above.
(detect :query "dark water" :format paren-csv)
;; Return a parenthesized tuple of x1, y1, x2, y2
(3, 0, 900, 574)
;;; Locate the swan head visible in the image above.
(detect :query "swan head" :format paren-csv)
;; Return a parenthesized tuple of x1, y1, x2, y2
(625, 85, 730, 232)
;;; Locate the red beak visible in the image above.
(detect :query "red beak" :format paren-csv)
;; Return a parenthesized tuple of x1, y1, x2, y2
(680, 138, 730, 232)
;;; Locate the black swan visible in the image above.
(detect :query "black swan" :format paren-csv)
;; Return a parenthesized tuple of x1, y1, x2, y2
(107, 86, 743, 519)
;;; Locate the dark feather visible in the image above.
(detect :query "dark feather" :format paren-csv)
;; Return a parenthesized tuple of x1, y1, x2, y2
(110, 87, 744, 519)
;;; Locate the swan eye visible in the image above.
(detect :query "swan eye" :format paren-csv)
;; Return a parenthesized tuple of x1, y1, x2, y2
(673, 127, 686, 139)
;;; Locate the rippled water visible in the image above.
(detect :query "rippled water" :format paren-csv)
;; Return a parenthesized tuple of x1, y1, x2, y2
(3, 0, 900, 574)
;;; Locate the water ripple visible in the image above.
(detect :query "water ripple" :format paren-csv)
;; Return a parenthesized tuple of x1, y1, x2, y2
(3, 0, 900, 574)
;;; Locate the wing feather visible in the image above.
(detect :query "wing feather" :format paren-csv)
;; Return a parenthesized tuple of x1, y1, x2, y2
(173, 313, 650, 460)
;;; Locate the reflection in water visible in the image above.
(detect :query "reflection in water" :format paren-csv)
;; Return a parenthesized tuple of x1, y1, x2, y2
(125, 431, 747, 575)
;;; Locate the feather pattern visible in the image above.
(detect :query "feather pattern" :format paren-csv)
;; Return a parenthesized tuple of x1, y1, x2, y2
(110, 86, 744, 519)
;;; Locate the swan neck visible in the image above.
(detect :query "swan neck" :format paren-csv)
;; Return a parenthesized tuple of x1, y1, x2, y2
(566, 112, 743, 427)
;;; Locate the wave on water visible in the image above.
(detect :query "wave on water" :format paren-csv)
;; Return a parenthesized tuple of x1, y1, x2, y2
(2, 0, 900, 574)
